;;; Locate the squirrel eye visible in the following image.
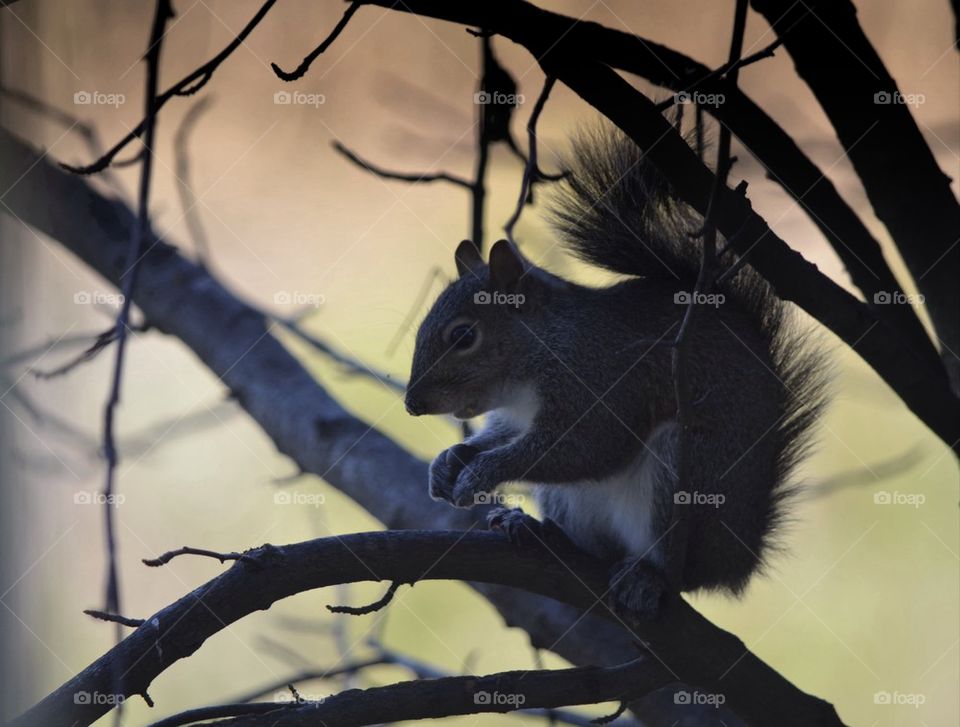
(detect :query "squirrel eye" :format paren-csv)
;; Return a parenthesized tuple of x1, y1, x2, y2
(448, 323, 477, 350)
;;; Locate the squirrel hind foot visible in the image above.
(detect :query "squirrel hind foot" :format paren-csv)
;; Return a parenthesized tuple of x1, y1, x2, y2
(607, 557, 670, 621)
(487, 507, 574, 551)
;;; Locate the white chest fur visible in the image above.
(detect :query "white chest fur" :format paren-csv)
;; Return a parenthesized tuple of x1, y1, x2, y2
(491, 383, 540, 434)
(534, 451, 664, 565)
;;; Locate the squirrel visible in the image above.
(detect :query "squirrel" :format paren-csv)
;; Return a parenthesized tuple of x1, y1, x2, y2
(404, 128, 828, 618)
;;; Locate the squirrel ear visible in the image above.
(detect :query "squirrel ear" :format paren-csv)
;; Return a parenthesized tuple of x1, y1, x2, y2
(488, 239, 525, 291)
(455, 240, 484, 278)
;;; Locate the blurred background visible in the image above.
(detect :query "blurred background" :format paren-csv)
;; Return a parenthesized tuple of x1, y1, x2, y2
(0, 0, 957, 724)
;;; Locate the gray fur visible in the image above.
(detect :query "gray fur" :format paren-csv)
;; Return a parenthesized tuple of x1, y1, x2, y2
(406, 129, 829, 597)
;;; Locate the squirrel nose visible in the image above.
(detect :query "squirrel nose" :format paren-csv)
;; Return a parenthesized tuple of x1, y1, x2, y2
(404, 395, 423, 416)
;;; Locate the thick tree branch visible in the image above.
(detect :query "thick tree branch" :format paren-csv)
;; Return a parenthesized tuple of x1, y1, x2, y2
(155, 658, 666, 727)
(751, 0, 960, 389)
(10, 530, 842, 727)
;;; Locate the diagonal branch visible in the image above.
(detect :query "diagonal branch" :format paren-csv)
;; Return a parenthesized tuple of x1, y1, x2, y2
(10, 530, 843, 727)
(750, 0, 960, 388)
(151, 657, 666, 727)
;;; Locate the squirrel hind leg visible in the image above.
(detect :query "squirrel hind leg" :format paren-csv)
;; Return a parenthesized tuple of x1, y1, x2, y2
(607, 557, 670, 621)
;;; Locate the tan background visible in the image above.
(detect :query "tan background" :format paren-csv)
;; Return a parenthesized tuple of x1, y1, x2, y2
(0, 0, 957, 724)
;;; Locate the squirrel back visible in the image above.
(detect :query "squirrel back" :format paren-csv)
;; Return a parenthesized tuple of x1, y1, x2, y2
(548, 128, 829, 585)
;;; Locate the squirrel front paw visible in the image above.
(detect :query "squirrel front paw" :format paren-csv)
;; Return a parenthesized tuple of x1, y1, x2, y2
(428, 443, 479, 503)
(450, 453, 500, 508)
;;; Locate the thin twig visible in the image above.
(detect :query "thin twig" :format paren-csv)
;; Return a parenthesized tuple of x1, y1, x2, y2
(654, 35, 784, 112)
(327, 580, 403, 615)
(333, 141, 472, 188)
(142, 546, 255, 568)
(173, 96, 215, 268)
(61, 0, 279, 174)
(271, 2, 361, 81)
(665, 0, 748, 591)
(504, 75, 556, 243)
(30, 324, 145, 380)
(83, 609, 145, 628)
(100, 6, 173, 724)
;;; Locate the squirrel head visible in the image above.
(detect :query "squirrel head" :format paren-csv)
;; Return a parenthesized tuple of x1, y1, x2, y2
(405, 239, 544, 419)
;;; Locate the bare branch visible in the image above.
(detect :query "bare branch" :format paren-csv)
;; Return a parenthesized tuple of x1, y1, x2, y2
(60, 0, 279, 174)
(333, 140, 473, 188)
(10, 530, 843, 727)
(504, 75, 556, 243)
(173, 96, 215, 268)
(83, 610, 145, 628)
(327, 580, 403, 615)
(150, 657, 664, 727)
(271, 2, 361, 81)
(143, 546, 256, 568)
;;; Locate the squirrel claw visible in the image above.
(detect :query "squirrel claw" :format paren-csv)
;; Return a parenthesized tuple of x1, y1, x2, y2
(607, 558, 668, 621)
(488, 507, 572, 550)
(428, 443, 478, 503)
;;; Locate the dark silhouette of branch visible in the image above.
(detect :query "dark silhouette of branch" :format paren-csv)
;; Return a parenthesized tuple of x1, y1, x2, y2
(332, 141, 472, 188)
(353, 0, 953, 441)
(327, 579, 403, 615)
(212, 643, 631, 727)
(143, 546, 256, 567)
(83, 610, 146, 628)
(750, 0, 960, 390)
(150, 657, 665, 727)
(504, 75, 557, 243)
(270, 2, 361, 81)
(10, 530, 843, 727)
(60, 0, 280, 174)
(29, 323, 146, 380)
(173, 96, 215, 268)
(98, 6, 173, 723)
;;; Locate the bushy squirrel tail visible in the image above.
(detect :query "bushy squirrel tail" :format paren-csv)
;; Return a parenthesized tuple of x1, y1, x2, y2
(547, 126, 829, 520)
